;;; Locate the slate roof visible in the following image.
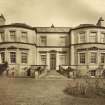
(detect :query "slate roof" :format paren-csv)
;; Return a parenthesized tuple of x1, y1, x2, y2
(0, 23, 34, 30)
(72, 24, 105, 30)
(35, 27, 71, 33)
(10, 23, 33, 29)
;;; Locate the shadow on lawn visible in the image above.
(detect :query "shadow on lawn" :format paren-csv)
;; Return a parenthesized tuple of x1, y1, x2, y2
(63, 79, 105, 98)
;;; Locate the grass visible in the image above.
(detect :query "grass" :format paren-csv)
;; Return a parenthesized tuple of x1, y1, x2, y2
(64, 79, 105, 98)
(0, 77, 105, 105)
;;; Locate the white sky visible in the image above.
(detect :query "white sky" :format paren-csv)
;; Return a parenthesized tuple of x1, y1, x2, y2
(0, 0, 105, 27)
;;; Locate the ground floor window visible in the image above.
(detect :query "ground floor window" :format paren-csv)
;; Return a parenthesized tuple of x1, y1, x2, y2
(101, 53, 105, 63)
(90, 70, 96, 76)
(59, 54, 66, 65)
(1, 52, 5, 63)
(10, 52, 16, 63)
(40, 54, 46, 65)
(21, 52, 28, 63)
(90, 52, 97, 63)
(79, 53, 85, 64)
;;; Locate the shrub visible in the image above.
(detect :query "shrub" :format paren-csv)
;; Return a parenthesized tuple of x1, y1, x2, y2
(0, 62, 8, 75)
(64, 79, 105, 98)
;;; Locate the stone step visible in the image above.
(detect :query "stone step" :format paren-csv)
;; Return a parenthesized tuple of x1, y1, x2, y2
(39, 70, 68, 79)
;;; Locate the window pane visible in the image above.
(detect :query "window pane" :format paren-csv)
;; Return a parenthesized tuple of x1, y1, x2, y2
(40, 36, 47, 46)
(59, 54, 66, 65)
(89, 32, 97, 42)
(21, 52, 28, 63)
(90, 52, 97, 63)
(90, 70, 96, 76)
(101, 53, 105, 63)
(79, 32, 85, 43)
(10, 52, 16, 63)
(60, 36, 66, 45)
(21, 32, 28, 42)
(0, 32, 5, 42)
(100, 33, 105, 43)
(40, 54, 46, 65)
(1, 52, 5, 63)
(79, 53, 85, 64)
(10, 31, 16, 41)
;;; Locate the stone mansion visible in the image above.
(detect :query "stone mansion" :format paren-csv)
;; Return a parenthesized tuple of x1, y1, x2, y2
(0, 14, 105, 77)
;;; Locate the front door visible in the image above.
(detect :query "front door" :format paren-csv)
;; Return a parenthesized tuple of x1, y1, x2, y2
(50, 53, 56, 70)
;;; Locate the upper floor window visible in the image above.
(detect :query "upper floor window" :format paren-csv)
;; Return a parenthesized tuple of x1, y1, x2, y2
(101, 53, 105, 63)
(10, 31, 16, 42)
(79, 53, 85, 64)
(89, 32, 97, 42)
(79, 32, 85, 43)
(90, 52, 97, 63)
(100, 33, 105, 43)
(10, 52, 16, 64)
(0, 32, 5, 42)
(40, 54, 46, 65)
(21, 52, 28, 63)
(40, 36, 47, 46)
(60, 36, 66, 45)
(21, 32, 28, 43)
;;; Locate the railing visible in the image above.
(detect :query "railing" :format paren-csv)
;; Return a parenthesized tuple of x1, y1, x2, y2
(59, 65, 105, 78)
(59, 65, 78, 78)
(30, 65, 48, 76)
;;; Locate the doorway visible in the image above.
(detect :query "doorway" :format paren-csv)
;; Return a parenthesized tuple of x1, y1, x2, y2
(50, 53, 56, 70)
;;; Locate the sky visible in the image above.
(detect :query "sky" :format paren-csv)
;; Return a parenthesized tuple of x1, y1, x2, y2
(0, 0, 105, 27)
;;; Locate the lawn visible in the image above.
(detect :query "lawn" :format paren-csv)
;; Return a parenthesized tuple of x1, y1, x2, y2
(0, 77, 105, 105)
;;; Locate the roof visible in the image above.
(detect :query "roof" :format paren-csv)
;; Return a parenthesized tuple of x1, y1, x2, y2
(74, 24, 96, 29)
(72, 24, 105, 30)
(35, 27, 71, 33)
(0, 23, 34, 30)
(0, 23, 71, 32)
(10, 23, 33, 29)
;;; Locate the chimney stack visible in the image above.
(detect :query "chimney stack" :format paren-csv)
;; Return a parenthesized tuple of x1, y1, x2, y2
(96, 17, 104, 27)
(0, 14, 6, 26)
